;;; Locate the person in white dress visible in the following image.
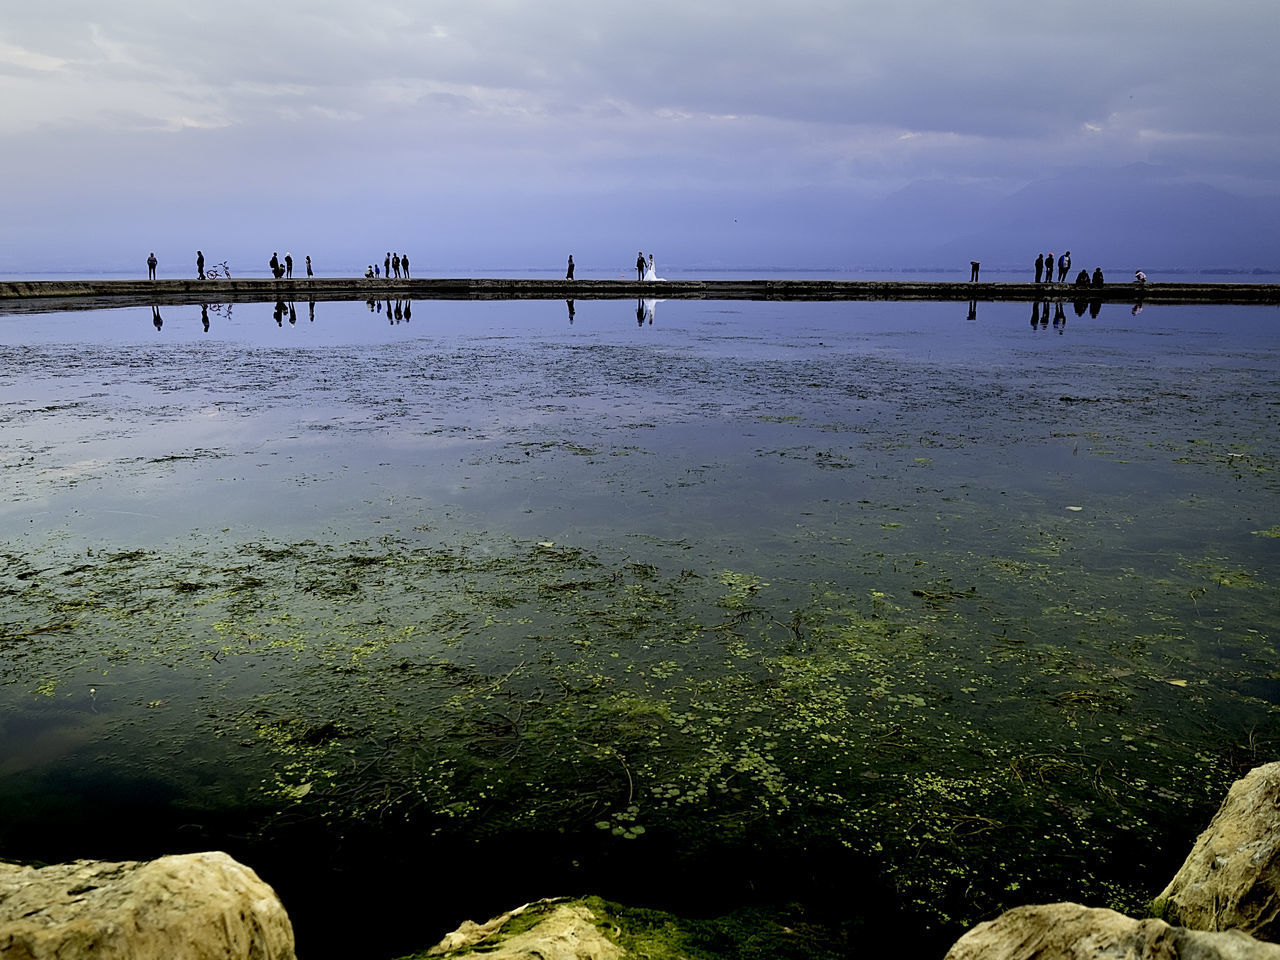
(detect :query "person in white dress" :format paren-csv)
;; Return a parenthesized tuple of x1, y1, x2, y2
(643, 254, 663, 281)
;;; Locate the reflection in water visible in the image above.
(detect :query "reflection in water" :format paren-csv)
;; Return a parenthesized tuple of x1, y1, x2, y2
(1029, 300, 1040, 328)
(274, 301, 286, 326)
(566, 300, 575, 324)
(152, 305, 163, 331)
(966, 299, 977, 321)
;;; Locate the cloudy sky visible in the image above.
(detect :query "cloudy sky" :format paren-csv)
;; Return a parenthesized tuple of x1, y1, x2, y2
(2, 1, 1277, 274)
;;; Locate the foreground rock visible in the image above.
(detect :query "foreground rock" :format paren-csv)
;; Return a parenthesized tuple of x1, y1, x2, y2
(426, 899, 622, 960)
(0, 851, 296, 960)
(1154, 760, 1280, 941)
(944, 902, 1280, 960)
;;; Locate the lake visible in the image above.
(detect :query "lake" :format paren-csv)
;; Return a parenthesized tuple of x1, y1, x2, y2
(1, 295, 1278, 958)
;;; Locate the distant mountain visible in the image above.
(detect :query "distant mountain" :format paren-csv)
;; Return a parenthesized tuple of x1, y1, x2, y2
(904, 164, 1280, 271)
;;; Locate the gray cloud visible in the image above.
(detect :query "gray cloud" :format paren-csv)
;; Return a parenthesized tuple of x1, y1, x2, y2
(1, 0, 1276, 271)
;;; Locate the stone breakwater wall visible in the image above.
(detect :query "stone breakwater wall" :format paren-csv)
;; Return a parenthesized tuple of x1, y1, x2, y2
(2, 278, 1280, 311)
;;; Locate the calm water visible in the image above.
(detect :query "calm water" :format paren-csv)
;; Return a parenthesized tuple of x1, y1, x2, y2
(1, 297, 1278, 957)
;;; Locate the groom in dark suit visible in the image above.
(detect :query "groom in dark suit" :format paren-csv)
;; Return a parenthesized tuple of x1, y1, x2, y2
(636, 252, 645, 281)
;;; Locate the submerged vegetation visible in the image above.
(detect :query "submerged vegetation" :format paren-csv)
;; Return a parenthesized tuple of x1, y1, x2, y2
(1, 512, 1276, 943)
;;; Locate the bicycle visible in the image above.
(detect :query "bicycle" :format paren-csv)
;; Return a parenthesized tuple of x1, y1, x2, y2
(204, 260, 232, 279)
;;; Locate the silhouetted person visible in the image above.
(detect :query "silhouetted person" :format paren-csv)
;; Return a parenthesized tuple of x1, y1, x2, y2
(1074, 298, 1088, 317)
(636, 251, 646, 281)
(401, 253, 409, 278)
(970, 260, 980, 281)
(147, 252, 157, 280)
(1058, 251, 1071, 282)
(385, 252, 391, 278)
(288, 302, 297, 325)
(285, 253, 293, 278)
(152, 305, 163, 330)
(274, 300, 285, 325)
(196, 250, 205, 279)
(392, 253, 401, 278)
(1134, 270, 1147, 285)
(269, 252, 280, 279)
(306, 255, 313, 277)
(566, 254, 575, 280)
(636, 299, 645, 325)
(308, 300, 315, 322)
(966, 299, 977, 320)
(1075, 269, 1090, 287)
(402, 301, 411, 321)
(1044, 253, 1054, 283)
(1030, 300, 1041, 328)
(1034, 253, 1044, 283)
(1053, 302, 1066, 332)
(566, 299, 575, 323)
(1089, 299, 1102, 318)
(1092, 267, 1104, 287)
(365, 265, 375, 278)
(201, 303, 209, 331)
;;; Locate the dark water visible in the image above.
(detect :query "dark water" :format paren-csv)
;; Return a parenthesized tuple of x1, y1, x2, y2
(1, 297, 1278, 957)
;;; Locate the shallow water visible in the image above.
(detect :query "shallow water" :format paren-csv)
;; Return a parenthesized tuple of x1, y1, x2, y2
(1, 297, 1278, 957)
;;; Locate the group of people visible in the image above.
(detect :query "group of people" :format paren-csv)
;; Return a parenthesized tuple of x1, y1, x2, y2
(268, 252, 314, 279)
(1034, 250, 1074, 283)
(364, 251, 411, 279)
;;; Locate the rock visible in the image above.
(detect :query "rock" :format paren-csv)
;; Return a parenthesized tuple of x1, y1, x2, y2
(0, 851, 296, 960)
(1155, 761, 1280, 941)
(944, 902, 1280, 960)
(426, 898, 623, 959)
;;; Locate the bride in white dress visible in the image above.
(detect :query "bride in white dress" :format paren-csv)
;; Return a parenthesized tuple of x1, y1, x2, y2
(643, 254, 663, 282)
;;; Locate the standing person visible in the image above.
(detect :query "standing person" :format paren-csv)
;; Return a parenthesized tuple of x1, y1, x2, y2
(636, 251, 645, 281)
(1034, 253, 1044, 283)
(392, 253, 401, 279)
(306, 255, 313, 277)
(385, 252, 391, 279)
(970, 260, 980, 282)
(285, 253, 293, 278)
(1058, 251, 1071, 282)
(147, 252, 158, 280)
(196, 250, 205, 279)
(401, 253, 409, 278)
(1044, 253, 1054, 283)
(566, 254, 575, 280)
(269, 252, 280, 278)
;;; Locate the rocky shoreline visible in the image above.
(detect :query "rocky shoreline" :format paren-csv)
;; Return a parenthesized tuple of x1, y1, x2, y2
(6, 761, 1280, 959)
(2, 277, 1280, 311)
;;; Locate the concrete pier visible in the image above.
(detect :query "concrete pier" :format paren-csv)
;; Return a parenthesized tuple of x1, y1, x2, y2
(2, 277, 1279, 312)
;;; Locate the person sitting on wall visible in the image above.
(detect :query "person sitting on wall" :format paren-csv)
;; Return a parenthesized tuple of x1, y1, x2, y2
(1091, 267, 1105, 287)
(1075, 270, 1090, 287)
(1134, 270, 1147, 285)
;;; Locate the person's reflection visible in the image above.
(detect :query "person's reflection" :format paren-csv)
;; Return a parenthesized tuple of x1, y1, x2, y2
(1052, 301, 1066, 333)
(403, 300, 411, 322)
(1030, 300, 1041, 329)
(288, 302, 297, 325)
(566, 299, 575, 324)
(966, 299, 977, 321)
(201, 303, 210, 332)
(1089, 299, 1102, 319)
(308, 300, 315, 323)
(1073, 298, 1088, 317)
(152, 305, 163, 331)
(636, 299, 645, 326)
(366, 298, 376, 313)
(394, 300, 403, 322)
(274, 300, 285, 326)
(1131, 301, 1144, 316)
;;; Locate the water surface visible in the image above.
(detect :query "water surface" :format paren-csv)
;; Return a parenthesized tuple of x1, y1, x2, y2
(1, 297, 1277, 958)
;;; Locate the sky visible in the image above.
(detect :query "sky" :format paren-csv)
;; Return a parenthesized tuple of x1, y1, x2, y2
(2, 0, 1278, 275)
